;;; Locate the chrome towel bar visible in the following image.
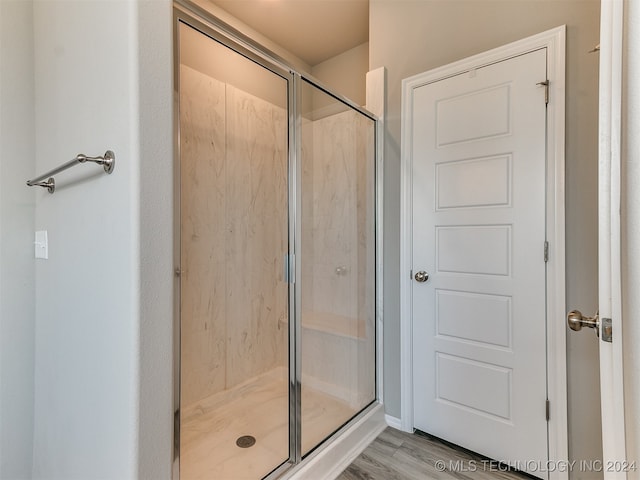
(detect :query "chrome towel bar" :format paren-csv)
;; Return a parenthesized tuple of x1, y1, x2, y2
(26, 150, 115, 194)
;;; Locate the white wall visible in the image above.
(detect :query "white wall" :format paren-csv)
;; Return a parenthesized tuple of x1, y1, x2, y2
(30, 0, 174, 478)
(369, 1, 603, 477)
(0, 1, 36, 478)
(31, 1, 137, 476)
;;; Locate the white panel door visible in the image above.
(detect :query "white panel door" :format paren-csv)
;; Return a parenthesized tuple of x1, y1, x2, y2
(411, 49, 548, 477)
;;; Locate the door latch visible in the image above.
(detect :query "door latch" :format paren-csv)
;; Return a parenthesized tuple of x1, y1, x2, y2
(601, 317, 612, 342)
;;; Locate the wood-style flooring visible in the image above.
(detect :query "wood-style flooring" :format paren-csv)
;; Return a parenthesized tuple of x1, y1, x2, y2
(338, 428, 533, 480)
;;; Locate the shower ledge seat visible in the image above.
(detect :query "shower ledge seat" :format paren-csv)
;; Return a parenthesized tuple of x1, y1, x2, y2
(275, 312, 375, 407)
(278, 312, 370, 339)
(300, 311, 369, 340)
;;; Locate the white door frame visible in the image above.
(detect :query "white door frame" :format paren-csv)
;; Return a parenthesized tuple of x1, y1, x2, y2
(597, 0, 628, 475)
(399, 26, 568, 479)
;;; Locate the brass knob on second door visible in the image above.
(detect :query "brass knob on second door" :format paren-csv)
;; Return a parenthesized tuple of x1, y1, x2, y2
(567, 310, 599, 332)
(414, 271, 429, 283)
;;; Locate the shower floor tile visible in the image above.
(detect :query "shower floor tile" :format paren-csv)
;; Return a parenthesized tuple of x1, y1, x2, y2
(180, 367, 357, 480)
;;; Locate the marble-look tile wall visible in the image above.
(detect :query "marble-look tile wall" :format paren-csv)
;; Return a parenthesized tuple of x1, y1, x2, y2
(301, 107, 376, 414)
(179, 63, 375, 420)
(180, 65, 288, 409)
(303, 109, 375, 331)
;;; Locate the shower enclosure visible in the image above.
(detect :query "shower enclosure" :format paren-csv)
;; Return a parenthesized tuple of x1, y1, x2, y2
(175, 6, 377, 480)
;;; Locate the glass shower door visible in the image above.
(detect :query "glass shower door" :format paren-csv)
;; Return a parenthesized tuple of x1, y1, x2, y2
(177, 21, 291, 480)
(299, 79, 377, 455)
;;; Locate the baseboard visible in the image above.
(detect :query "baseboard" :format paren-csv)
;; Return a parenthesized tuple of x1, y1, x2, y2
(384, 414, 403, 430)
(285, 403, 386, 480)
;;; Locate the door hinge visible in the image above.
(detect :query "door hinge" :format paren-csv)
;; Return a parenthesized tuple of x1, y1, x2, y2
(544, 241, 549, 263)
(546, 399, 550, 421)
(537, 80, 549, 104)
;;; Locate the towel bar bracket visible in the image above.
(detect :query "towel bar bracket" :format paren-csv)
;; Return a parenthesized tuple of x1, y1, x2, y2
(30, 178, 55, 194)
(77, 150, 115, 174)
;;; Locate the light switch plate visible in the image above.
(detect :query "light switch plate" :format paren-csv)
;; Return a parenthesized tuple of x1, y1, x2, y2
(35, 230, 48, 259)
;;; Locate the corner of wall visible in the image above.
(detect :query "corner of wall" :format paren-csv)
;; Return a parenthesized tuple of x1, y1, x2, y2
(136, 1, 175, 478)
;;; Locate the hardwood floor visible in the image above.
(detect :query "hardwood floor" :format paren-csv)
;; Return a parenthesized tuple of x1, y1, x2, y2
(337, 428, 534, 480)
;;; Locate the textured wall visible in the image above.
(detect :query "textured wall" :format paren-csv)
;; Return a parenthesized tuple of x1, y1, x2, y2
(135, 1, 174, 477)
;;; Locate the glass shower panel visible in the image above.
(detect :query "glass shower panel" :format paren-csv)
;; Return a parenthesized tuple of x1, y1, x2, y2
(299, 80, 376, 455)
(178, 22, 290, 479)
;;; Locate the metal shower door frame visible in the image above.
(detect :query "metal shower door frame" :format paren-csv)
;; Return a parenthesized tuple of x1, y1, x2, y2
(172, 2, 380, 478)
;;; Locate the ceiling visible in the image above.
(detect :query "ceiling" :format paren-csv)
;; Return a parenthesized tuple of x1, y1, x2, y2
(210, 0, 369, 66)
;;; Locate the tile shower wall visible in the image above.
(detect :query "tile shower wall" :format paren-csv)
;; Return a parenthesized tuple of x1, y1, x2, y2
(309, 110, 374, 325)
(180, 65, 288, 408)
(302, 109, 375, 408)
(180, 64, 375, 412)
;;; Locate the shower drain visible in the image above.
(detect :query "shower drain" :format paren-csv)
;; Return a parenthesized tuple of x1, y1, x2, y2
(236, 435, 256, 448)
